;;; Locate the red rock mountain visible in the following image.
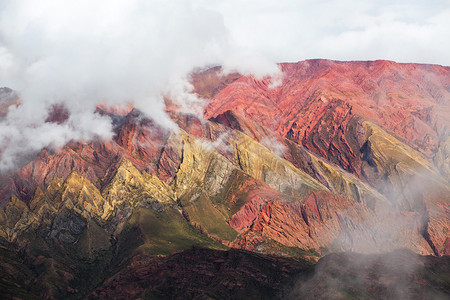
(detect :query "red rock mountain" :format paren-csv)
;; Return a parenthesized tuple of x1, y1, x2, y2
(0, 59, 449, 299)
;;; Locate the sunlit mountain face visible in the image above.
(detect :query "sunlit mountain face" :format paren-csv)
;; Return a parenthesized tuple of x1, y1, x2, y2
(0, 60, 449, 299)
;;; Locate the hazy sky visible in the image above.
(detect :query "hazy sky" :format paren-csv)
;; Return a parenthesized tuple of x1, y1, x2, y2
(200, 0, 450, 66)
(0, 0, 448, 171)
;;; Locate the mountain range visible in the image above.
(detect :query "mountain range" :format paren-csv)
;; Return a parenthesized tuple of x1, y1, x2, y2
(0, 59, 449, 299)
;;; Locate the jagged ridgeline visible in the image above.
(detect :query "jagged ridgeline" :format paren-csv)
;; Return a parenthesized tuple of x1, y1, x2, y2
(0, 60, 449, 299)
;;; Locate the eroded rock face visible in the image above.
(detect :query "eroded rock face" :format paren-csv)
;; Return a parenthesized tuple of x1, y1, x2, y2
(202, 60, 450, 257)
(0, 157, 175, 243)
(205, 60, 450, 158)
(1, 89, 447, 256)
(0, 60, 448, 299)
(229, 190, 433, 256)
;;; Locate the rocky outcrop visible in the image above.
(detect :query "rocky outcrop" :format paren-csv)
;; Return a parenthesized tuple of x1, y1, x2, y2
(202, 60, 450, 257)
(190, 66, 241, 99)
(0, 157, 174, 243)
(205, 60, 450, 158)
(102, 158, 175, 212)
(210, 110, 387, 207)
(230, 190, 433, 255)
(1, 94, 447, 257)
(0, 59, 449, 299)
(230, 131, 326, 196)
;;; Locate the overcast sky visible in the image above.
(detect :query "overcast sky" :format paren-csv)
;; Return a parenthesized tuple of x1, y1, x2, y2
(0, 0, 448, 171)
(201, 0, 450, 66)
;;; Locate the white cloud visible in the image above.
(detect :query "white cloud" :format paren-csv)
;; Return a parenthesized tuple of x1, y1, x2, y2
(0, 0, 448, 172)
(200, 0, 450, 65)
(0, 0, 279, 172)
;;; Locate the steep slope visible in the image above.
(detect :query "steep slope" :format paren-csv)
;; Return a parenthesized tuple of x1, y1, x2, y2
(0, 59, 448, 299)
(211, 110, 387, 207)
(202, 60, 450, 255)
(1, 104, 447, 257)
(205, 60, 450, 158)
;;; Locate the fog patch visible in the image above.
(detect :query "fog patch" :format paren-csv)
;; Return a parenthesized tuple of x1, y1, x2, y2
(0, 0, 280, 172)
(261, 135, 287, 157)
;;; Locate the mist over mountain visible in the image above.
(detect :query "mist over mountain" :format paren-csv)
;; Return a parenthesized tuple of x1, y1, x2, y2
(0, 1, 449, 299)
(0, 60, 449, 299)
(1, 0, 449, 173)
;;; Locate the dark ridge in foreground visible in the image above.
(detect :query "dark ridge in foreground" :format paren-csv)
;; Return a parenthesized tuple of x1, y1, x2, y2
(2, 227, 448, 299)
(87, 248, 448, 300)
(90, 247, 313, 300)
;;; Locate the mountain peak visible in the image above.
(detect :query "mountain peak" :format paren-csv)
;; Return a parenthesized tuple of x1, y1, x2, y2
(0, 60, 449, 298)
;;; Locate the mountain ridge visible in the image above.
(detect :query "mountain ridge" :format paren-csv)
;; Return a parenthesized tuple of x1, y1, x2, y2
(0, 59, 449, 298)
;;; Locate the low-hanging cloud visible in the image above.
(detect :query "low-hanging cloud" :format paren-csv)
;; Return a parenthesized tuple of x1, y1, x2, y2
(0, 0, 279, 172)
(0, 0, 449, 172)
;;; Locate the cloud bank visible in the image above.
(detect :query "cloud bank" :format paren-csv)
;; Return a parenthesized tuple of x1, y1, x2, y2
(0, 0, 449, 171)
(0, 0, 279, 172)
(203, 0, 450, 66)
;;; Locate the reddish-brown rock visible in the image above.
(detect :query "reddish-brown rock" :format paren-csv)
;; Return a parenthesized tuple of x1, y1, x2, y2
(0, 60, 448, 259)
(205, 60, 450, 160)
